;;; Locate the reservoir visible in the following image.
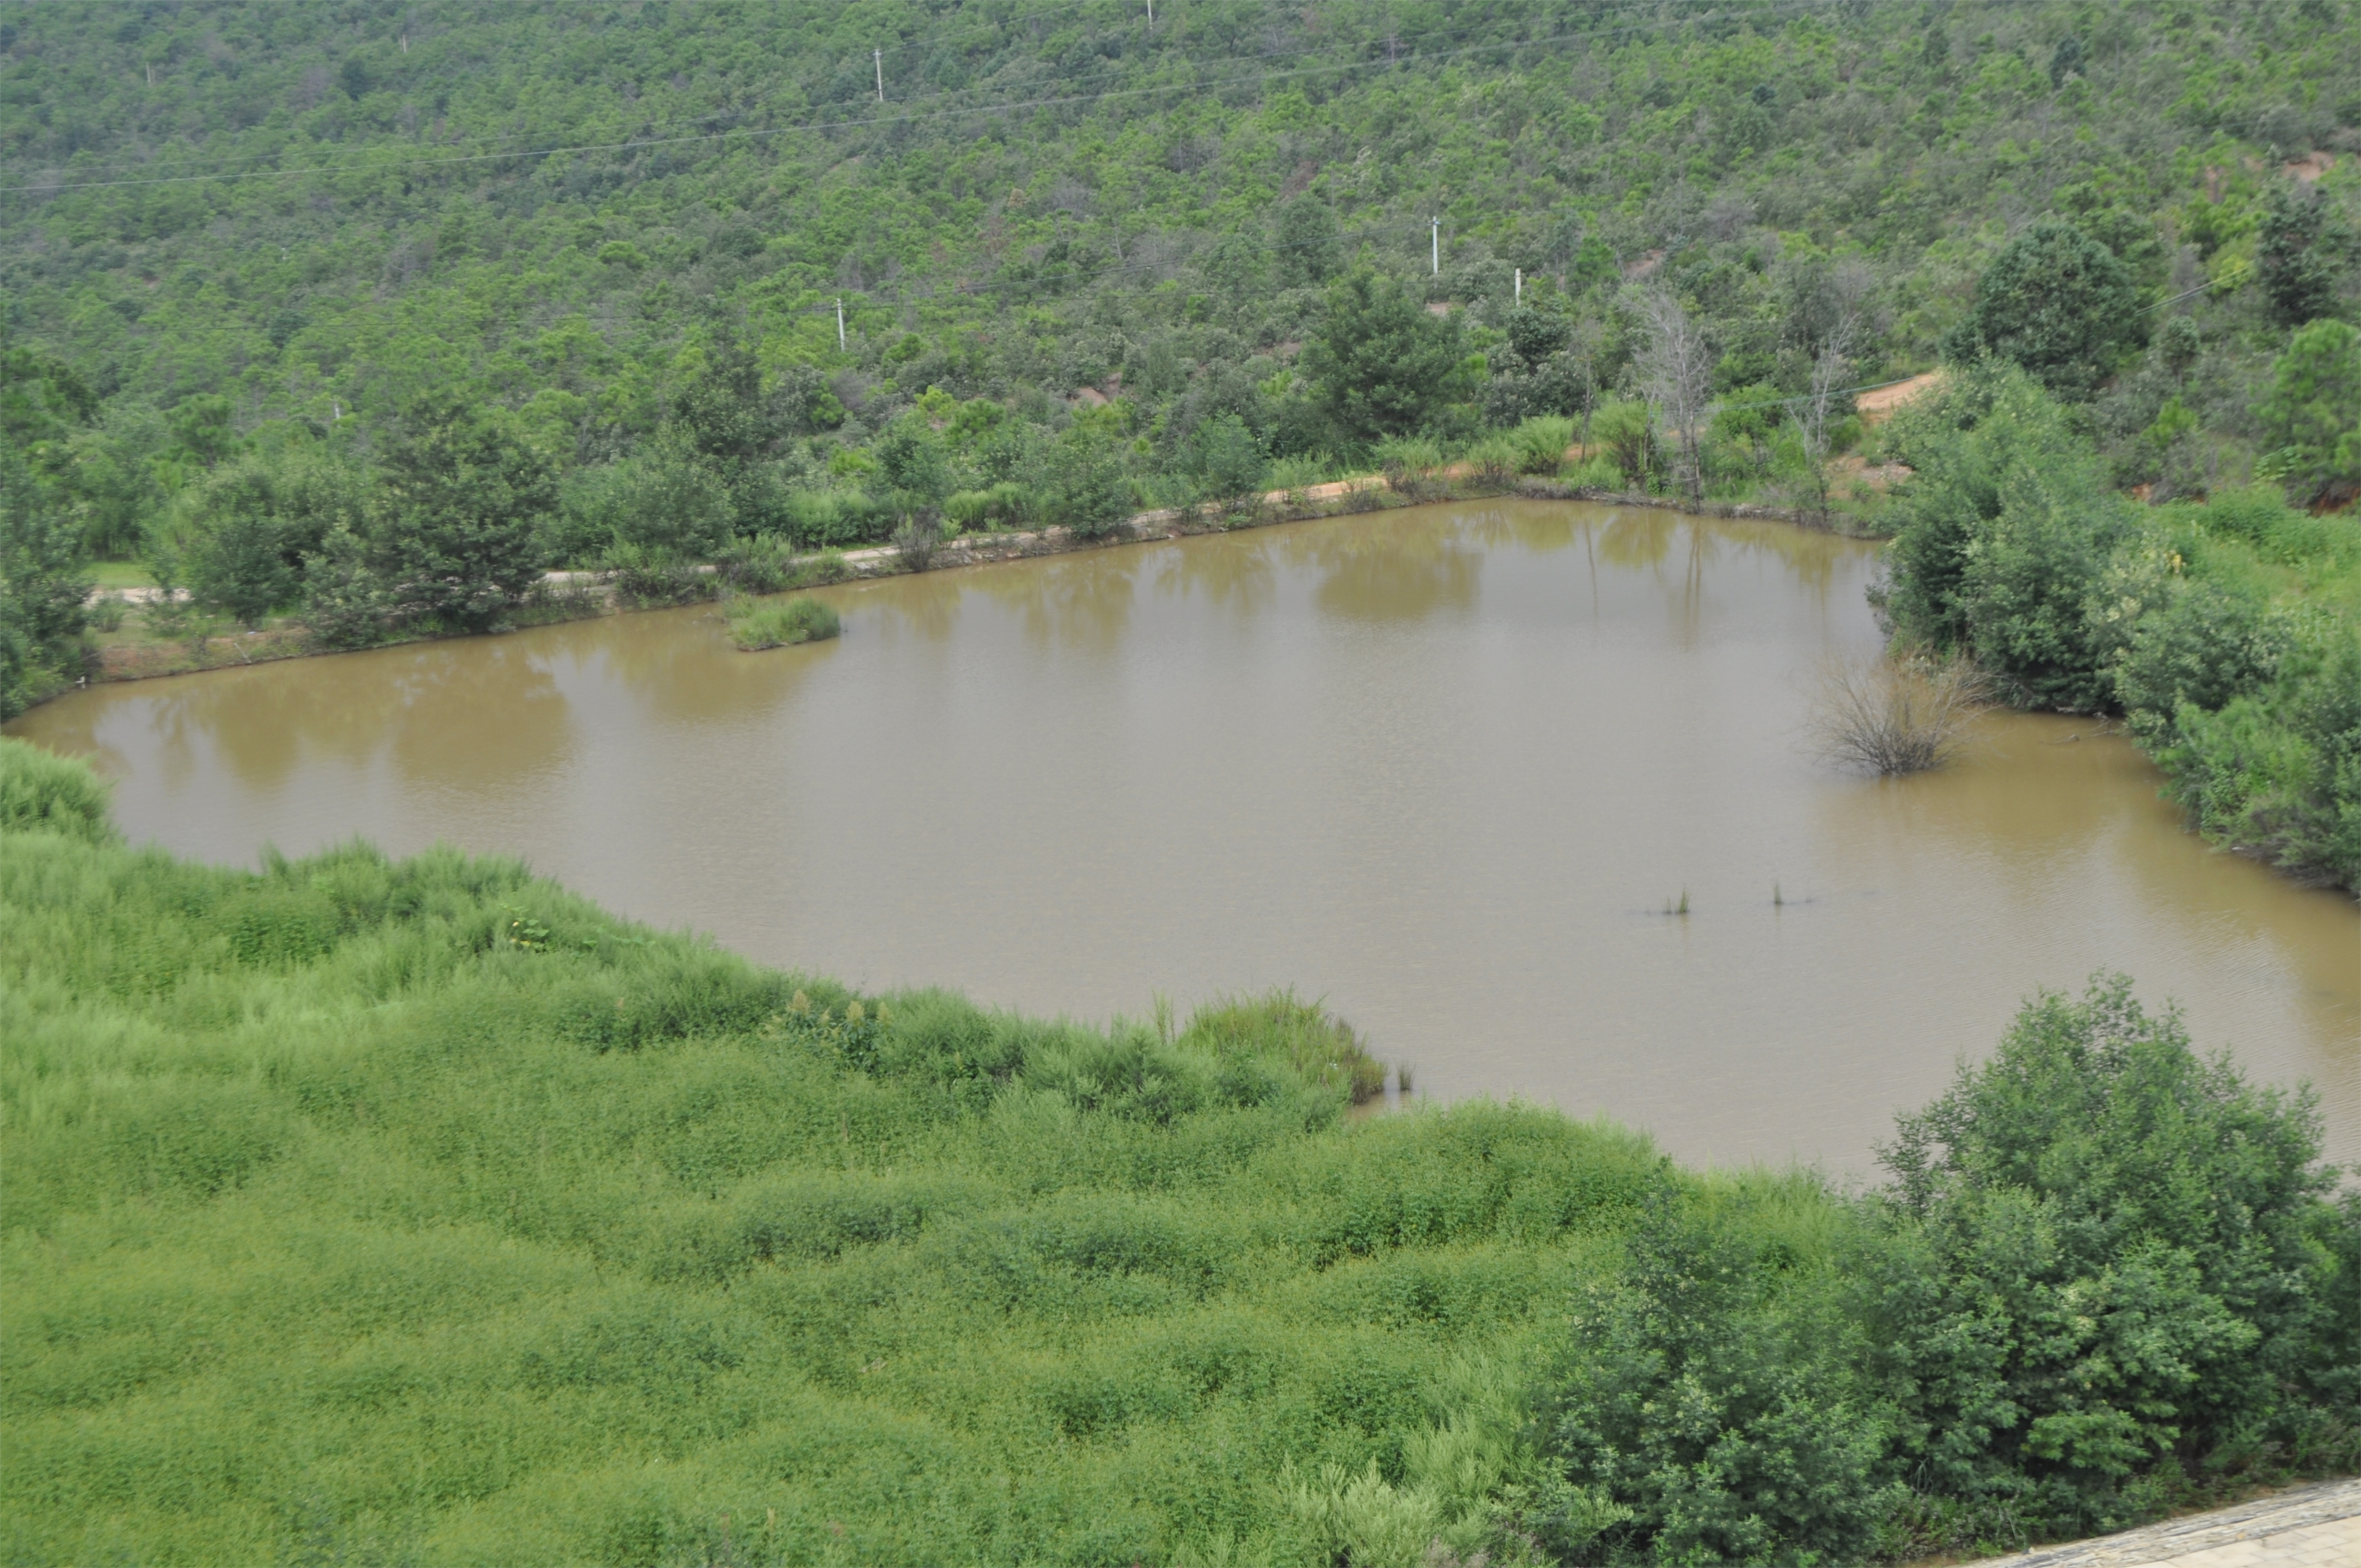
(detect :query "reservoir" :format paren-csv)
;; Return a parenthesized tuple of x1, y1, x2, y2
(14, 500, 2356, 1169)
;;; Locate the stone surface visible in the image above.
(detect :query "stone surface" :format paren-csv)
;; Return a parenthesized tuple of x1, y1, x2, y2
(1977, 1479, 2360, 1568)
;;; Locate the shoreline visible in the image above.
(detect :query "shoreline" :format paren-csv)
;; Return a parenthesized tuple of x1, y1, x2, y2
(51, 478, 1867, 698)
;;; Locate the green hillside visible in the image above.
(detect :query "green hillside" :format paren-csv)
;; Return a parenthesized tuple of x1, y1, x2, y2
(6, 0, 2356, 485)
(3, 738, 2355, 1566)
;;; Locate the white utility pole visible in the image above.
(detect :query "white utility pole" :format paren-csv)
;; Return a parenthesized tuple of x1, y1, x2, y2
(835, 299, 846, 350)
(1515, 267, 1522, 302)
(874, 50, 884, 101)
(1431, 217, 1440, 274)
(1146, 0, 1154, 29)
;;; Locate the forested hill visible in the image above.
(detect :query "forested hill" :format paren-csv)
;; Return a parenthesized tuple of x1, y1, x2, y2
(6, 0, 2356, 458)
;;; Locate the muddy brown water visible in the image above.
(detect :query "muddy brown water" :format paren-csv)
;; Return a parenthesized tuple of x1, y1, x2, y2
(14, 501, 2356, 1169)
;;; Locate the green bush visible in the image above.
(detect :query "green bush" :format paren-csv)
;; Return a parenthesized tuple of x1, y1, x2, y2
(2253, 320, 2361, 507)
(725, 593, 840, 650)
(1866, 975, 2355, 1539)
(2110, 576, 2288, 742)
(558, 436, 735, 566)
(1542, 1185, 1901, 1566)
(0, 737, 119, 844)
(1183, 412, 1270, 507)
(1036, 423, 1134, 539)
(179, 457, 362, 625)
(1941, 222, 2145, 401)
(366, 391, 559, 632)
(0, 445, 91, 719)
(783, 489, 890, 550)
(1534, 975, 2357, 1564)
(1461, 434, 1520, 490)
(944, 481, 1031, 532)
(2151, 623, 2361, 888)
(1180, 991, 1386, 1105)
(1507, 416, 1578, 476)
(1302, 269, 1477, 448)
(1375, 435, 1448, 497)
(601, 539, 717, 606)
(1587, 398, 1656, 488)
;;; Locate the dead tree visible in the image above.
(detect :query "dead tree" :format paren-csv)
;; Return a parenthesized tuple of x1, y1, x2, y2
(1636, 289, 1713, 503)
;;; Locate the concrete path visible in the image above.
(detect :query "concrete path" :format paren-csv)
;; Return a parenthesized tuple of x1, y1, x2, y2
(1978, 1478, 2359, 1568)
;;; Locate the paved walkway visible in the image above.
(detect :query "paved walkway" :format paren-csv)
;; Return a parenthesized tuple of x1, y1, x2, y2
(1978, 1478, 2359, 1568)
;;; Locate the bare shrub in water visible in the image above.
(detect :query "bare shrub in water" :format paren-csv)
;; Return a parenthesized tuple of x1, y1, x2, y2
(1806, 654, 1985, 774)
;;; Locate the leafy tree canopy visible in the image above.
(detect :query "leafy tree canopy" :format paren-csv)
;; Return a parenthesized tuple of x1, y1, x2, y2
(1942, 221, 2147, 399)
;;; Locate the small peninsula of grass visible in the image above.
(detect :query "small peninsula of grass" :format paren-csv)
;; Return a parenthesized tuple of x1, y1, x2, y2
(2, 739, 2352, 1567)
(726, 593, 842, 651)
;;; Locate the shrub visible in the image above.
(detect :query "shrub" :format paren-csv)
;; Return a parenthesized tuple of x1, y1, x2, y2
(944, 482, 1031, 532)
(1587, 398, 1655, 487)
(783, 489, 890, 549)
(1461, 435, 1520, 490)
(2151, 622, 2361, 888)
(559, 439, 734, 566)
(1941, 221, 2145, 400)
(891, 513, 946, 570)
(1563, 453, 1624, 490)
(2253, 319, 2361, 507)
(714, 532, 800, 594)
(1508, 416, 1578, 476)
(1866, 975, 2353, 1539)
(874, 418, 953, 522)
(368, 392, 558, 632)
(1805, 653, 1987, 774)
(1375, 435, 1447, 498)
(1182, 412, 1270, 508)
(600, 540, 714, 607)
(179, 457, 360, 625)
(2110, 576, 2287, 742)
(0, 736, 119, 844)
(1, 445, 92, 718)
(1179, 991, 1385, 1105)
(725, 593, 840, 650)
(1303, 269, 1477, 446)
(1036, 423, 1134, 539)
(299, 524, 393, 649)
(1540, 1187, 1902, 1567)
(1880, 366, 2128, 709)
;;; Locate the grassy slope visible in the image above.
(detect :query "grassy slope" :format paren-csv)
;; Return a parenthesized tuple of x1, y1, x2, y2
(1, 771, 1706, 1566)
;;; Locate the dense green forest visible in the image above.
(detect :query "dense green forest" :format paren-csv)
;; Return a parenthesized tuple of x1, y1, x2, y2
(3, 737, 2355, 1566)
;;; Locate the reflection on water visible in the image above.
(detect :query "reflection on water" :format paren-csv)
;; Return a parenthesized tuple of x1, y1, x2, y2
(13, 500, 2355, 1169)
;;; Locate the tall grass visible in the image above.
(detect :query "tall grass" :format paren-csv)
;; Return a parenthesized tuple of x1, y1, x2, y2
(13, 741, 2339, 1565)
(0, 738, 1664, 1567)
(726, 594, 842, 651)
(1508, 416, 1579, 476)
(1375, 437, 1450, 500)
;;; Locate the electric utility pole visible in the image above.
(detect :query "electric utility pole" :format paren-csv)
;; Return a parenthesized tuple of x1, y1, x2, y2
(874, 50, 884, 102)
(1431, 217, 1440, 274)
(836, 299, 846, 350)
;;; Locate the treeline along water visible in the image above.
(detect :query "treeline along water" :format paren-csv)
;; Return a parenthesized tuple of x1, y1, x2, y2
(11, 500, 2356, 1167)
